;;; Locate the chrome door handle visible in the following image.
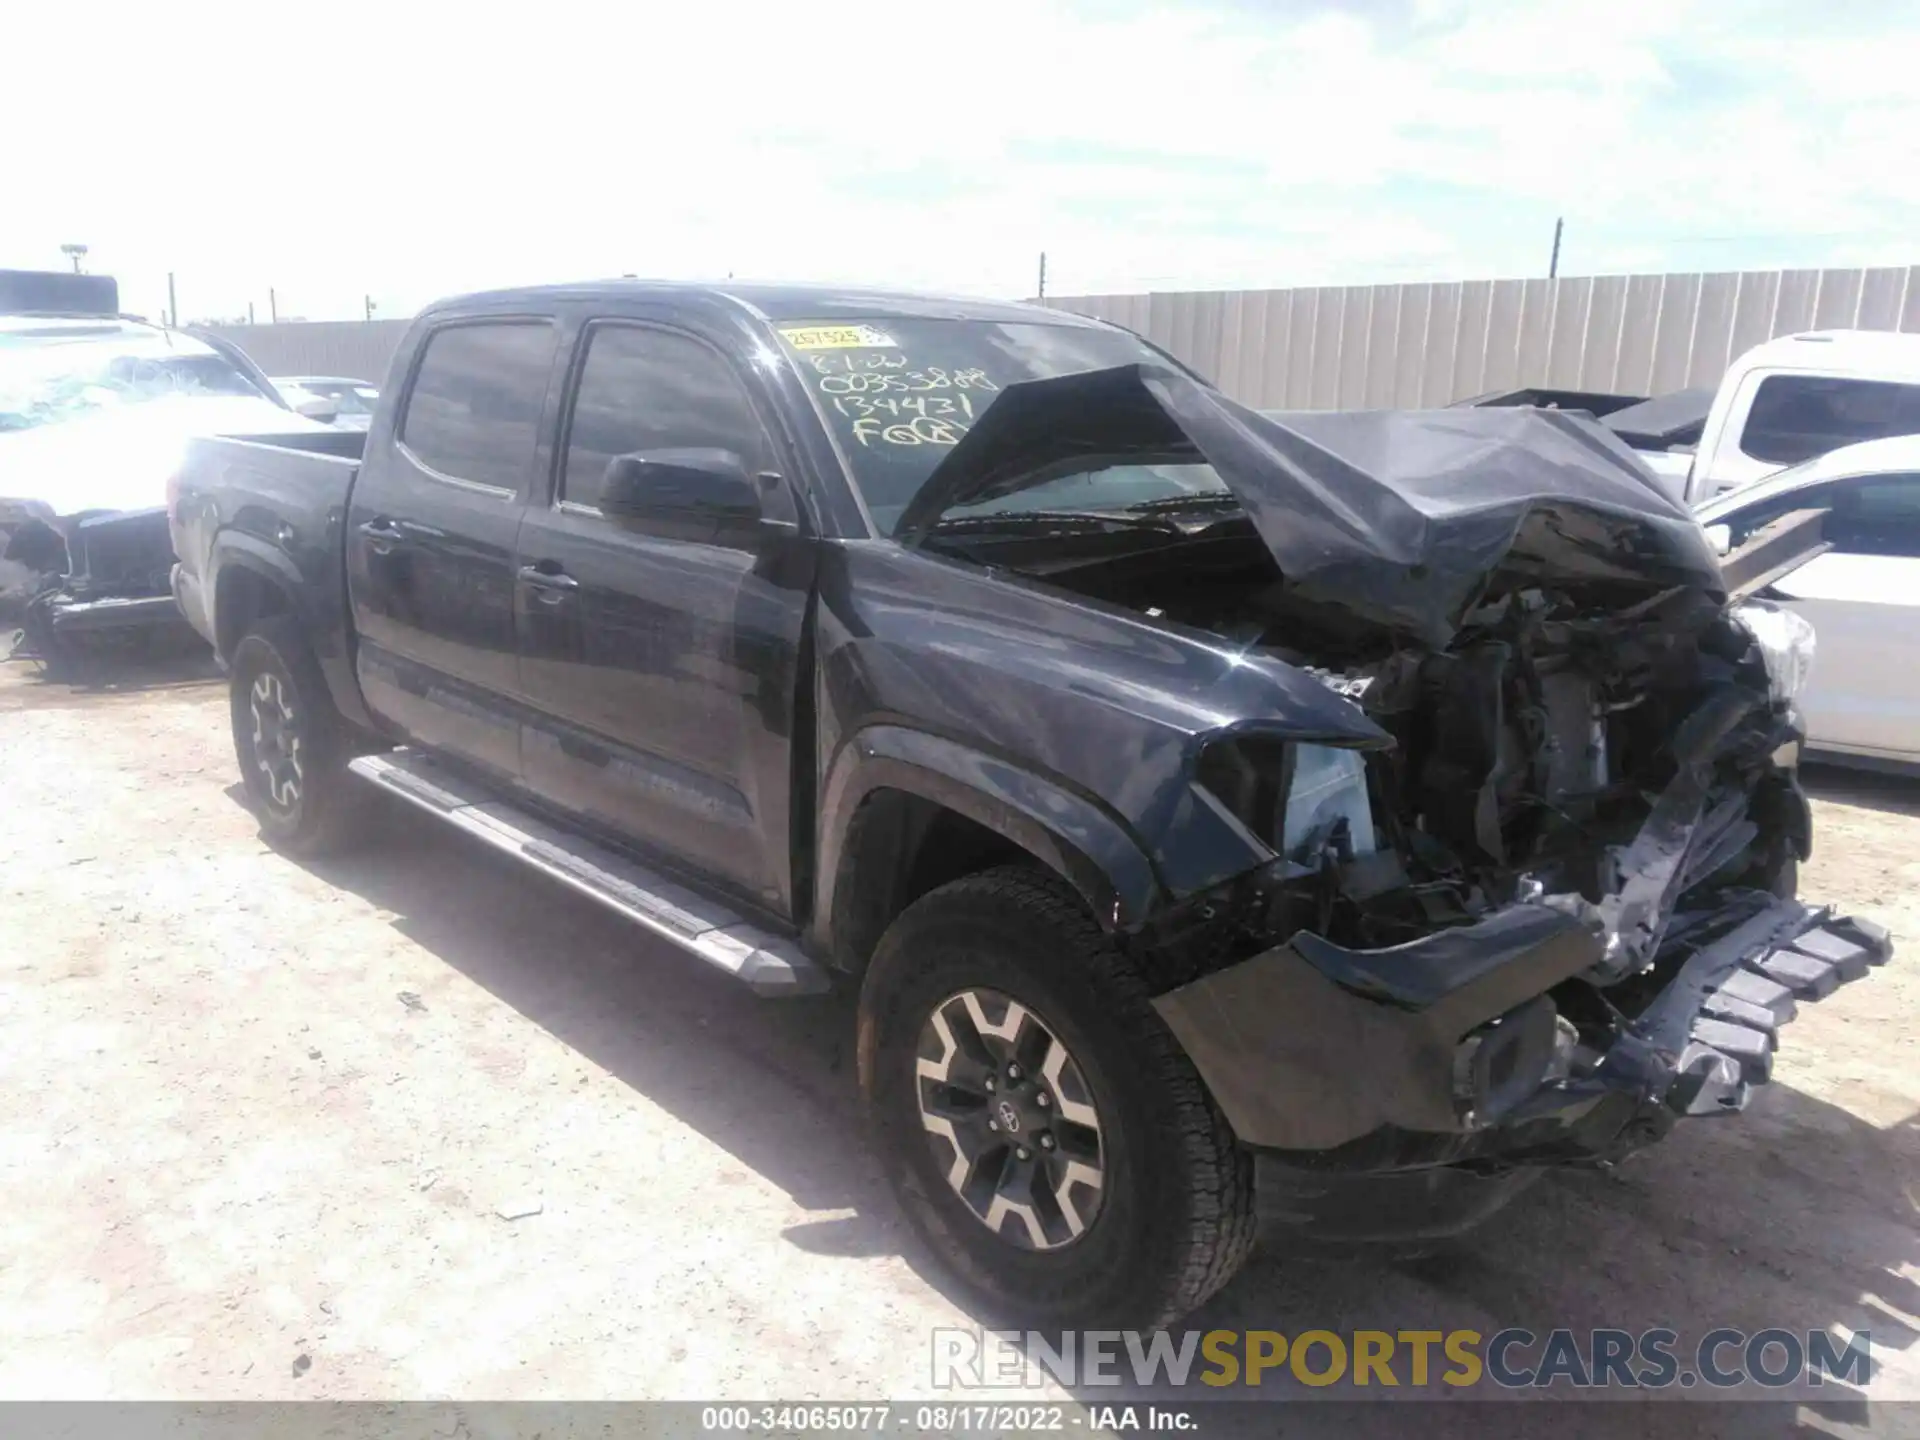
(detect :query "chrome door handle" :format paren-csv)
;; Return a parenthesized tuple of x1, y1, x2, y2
(517, 564, 579, 592)
(356, 518, 403, 555)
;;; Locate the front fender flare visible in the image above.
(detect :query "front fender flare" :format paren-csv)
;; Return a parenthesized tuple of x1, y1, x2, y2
(816, 725, 1162, 940)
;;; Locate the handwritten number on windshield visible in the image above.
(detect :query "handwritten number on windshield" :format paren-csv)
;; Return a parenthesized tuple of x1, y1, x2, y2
(851, 415, 971, 447)
(831, 393, 975, 422)
(817, 366, 998, 396)
(797, 345, 1000, 448)
(808, 352, 907, 374)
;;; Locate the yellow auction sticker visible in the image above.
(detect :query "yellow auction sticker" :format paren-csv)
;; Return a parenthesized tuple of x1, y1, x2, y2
(779, 324, 899, 350)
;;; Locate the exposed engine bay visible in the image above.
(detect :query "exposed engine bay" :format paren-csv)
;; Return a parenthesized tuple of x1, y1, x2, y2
(902, 367, 1817, 994)
(904, 368, 1887, 1191)
(1044, 524, 1806, 968)
(957, 507, 1887, 1200)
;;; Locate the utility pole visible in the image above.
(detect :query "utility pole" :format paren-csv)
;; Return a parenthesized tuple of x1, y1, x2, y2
(1548, 217, 1564, 280)
(247, 301, 255, 325)
(167, 272, 178, 329)
(364, 294, 375, 321)
(269, 288, 278, 323)
(1037, 251, 1047, 301)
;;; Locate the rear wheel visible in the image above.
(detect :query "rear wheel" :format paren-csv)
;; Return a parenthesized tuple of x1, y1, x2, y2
(858, 866, 1256, 1329)
(229, 617, 365, 856)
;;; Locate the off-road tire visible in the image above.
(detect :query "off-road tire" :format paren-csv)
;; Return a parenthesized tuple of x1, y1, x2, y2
(229, 617, 366, 857)
(858, 865, 1256, 1329)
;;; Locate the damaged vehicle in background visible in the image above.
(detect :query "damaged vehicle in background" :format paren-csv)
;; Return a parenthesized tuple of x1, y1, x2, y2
(0, 270, 338, 671)
(168, 283, 1890, 1328)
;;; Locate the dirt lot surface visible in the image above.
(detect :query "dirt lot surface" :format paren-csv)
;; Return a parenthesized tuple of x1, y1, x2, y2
(2, 653, 1917, 1435)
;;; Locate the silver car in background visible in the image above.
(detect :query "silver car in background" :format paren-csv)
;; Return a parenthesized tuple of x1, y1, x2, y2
(272, 375, 380, 432)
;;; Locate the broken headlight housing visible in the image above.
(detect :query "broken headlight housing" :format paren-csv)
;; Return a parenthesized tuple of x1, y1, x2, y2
(1284, 744, 1378, 859)
(1198, 737, 1379, 862)
(1734, 601, 1817, 707)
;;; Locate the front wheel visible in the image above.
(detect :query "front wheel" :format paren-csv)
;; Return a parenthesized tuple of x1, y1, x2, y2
(229, 617, 365, 856)
(858, 866, 1256, 1329)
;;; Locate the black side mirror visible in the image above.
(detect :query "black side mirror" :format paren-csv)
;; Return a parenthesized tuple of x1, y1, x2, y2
(598, 448, 763, 536)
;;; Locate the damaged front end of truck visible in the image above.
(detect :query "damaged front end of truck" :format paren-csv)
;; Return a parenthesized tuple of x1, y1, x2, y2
(900, 365, 1891, 1242)
(1140, 584, 1889, 1241)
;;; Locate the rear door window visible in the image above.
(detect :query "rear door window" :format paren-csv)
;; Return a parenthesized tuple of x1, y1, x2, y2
(399, 321, 555, 492)
(1740, 376, 1920, 466)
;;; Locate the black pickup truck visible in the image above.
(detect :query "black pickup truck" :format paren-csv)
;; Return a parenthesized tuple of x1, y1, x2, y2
(170, 281, 1889, 1328)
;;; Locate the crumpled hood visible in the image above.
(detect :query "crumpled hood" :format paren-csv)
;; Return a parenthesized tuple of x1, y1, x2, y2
(0, 394, 323, 518)
(895, 364, 1725, 648)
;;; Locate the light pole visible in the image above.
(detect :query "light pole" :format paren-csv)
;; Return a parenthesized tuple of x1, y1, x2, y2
(60, 243, 89, 274)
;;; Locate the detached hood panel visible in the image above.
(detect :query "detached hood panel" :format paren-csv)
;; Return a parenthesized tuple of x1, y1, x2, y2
(895, 365, 1725, 648)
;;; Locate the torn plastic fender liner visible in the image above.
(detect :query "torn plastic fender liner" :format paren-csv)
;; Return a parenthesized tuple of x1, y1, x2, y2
(1542, 680, 1772, 984)
(1152, 904, 1601, 1152)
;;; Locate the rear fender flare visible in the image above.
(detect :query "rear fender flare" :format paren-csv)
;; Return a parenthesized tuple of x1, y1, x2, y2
(209, 534, 309, 658)
(815, 725, 1162, 948)
(209, 534, 377, 732)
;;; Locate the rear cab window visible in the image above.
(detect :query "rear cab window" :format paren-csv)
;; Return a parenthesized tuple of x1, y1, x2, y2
(399, 320, 555, 492)
(1739, 375, 1920, 466)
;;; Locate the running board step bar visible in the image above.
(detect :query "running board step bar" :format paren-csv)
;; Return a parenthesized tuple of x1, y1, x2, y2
(347, 750, 829, 997)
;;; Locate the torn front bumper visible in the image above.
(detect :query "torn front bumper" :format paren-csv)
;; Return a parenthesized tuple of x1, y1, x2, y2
(1153, 896, 1890, 1241)
(23, 507, 186, 641)
(38, 593, 183, 633)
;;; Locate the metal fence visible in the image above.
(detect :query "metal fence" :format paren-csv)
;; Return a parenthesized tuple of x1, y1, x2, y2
(205, 264, 1920, 408)
(1043, 265, 1920, 409)
(200, 319, 412, 386)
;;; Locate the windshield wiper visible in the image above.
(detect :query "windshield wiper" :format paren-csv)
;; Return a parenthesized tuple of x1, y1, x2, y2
(928, 508, 1185, 537)
(1126, 492, 1243, 516)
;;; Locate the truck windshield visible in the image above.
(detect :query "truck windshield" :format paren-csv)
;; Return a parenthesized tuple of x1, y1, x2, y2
(774, 317, 1230, 534)
(0, 330, 267, 434)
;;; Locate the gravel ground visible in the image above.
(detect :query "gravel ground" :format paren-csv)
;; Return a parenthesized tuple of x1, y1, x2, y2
(1, 653, 1916, 1434)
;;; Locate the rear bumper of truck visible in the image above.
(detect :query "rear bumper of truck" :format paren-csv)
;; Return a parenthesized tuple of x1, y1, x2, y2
(1153, 896, 1891, 1243)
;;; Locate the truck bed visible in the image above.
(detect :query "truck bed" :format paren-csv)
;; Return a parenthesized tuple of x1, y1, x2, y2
(171, 431, 365, 664)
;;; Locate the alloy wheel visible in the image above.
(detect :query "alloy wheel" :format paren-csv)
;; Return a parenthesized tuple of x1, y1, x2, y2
(249, 671, 304, 811)
(914, 988, 1105, 1250)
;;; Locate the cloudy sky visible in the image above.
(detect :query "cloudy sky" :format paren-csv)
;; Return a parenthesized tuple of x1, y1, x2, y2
(4, 0, 1917, 323)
